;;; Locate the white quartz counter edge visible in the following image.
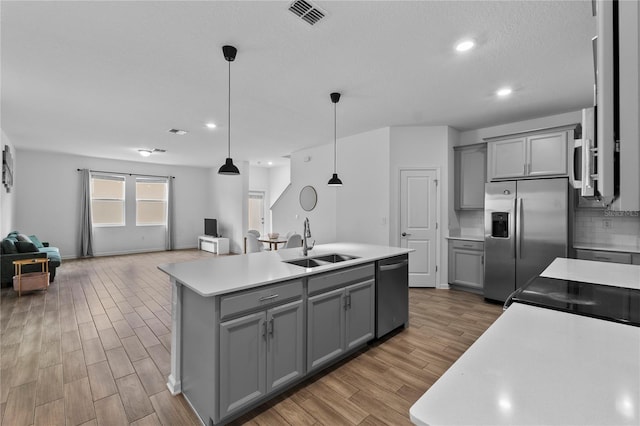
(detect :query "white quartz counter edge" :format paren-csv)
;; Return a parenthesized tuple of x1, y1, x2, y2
(541, 257, 640, 290)
(158, 242, 413, 297)
(409, 303, 640, 426)
(573, 242, 640, 254)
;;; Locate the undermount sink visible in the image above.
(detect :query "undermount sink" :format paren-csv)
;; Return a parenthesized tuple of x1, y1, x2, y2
(283, 253, 359, 268)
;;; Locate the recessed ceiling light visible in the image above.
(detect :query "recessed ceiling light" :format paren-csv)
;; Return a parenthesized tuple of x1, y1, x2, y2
(205, 123, 217, 129)
(138, 149, 152, 157)
(167, 128, 188, 135)
(455, 39, 475, 52)
(268, 161, 273, 166)
(497, 87, 513, 97)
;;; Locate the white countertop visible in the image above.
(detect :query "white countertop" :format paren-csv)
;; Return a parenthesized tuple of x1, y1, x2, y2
(158, 242, 412, 297)
(410, 302, 640, 426)
(541, 257, 640, 290)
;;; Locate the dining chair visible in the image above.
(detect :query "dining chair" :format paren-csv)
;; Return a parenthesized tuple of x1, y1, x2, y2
(245, 233, 263, 253)
(283, 233, 302, 249)
(247, 229, 260, 238)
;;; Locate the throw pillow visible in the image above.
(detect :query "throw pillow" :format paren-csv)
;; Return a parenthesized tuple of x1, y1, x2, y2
(29, 235, 44, 248)
(15, 241, 38, 253)
(16, 233, 33, 243)
(1, 238, 18, 254)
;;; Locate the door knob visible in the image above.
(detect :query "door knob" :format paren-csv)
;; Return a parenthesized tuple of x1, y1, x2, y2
(401, 232, 411, 237)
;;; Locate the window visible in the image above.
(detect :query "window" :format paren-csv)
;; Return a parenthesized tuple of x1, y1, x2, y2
(136, 178, 168, 226)
(91, 175, 126, 226)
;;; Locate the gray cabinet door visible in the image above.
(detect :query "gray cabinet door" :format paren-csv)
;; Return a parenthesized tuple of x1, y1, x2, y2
(266, 299, 304, 392)
(345, 279, 375, 350)
(307, 287, 345, 371)
(449, 247, 484, 288)
(219, 312, 266, 418)
(488, 138, 527, 180)
(526, 131, 568, 177)
(455, 144, 486, 210)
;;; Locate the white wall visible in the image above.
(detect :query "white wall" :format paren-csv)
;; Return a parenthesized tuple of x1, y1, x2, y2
(14, 149, 210, 258)
(389, 126, 455, 287)
(336, 128, 390, 245)
(209, 162, 248, 254)
(272, 144, 337, 243)
(249, 165, 270, 234)
(458, 110, 582, 146)
(269, 165, 290, 209)
(0, 130, 16, 236)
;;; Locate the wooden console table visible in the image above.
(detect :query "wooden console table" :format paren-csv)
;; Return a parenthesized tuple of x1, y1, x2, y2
(13, 258, 49, 297)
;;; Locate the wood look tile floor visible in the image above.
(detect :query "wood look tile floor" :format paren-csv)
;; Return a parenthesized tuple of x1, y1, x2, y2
(0, 250, 503, 425)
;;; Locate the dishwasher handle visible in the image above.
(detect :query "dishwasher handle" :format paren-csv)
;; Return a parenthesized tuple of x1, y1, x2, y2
(379, 259, 409, 272)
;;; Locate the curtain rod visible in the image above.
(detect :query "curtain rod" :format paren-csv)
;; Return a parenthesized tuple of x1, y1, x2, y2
(77, 169, 175, 179)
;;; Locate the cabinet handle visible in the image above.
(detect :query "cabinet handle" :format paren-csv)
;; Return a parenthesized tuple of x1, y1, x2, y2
(262, 321, 267, 339)
(462, 244, 473, 247)
(346, 294, 352, 309)
(259, 294, 279, 302)
(343, 295, 349, 311)
(594, 256, 612, 261)
(523, 164, 526, 175)
(481, 255, 484, 265)
(268, 318, 274, 336)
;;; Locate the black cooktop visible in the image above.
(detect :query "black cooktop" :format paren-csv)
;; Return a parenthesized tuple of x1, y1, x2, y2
(507, 276, 640, 327)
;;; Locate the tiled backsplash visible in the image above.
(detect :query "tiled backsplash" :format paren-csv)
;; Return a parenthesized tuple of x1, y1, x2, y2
(574, 209, 640, 246)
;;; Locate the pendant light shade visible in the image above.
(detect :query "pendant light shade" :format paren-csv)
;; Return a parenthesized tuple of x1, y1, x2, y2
(328, 92, 343, 186)
(218, 45, 240, 176)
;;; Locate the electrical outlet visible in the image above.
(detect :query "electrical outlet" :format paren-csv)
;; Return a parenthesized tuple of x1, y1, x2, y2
(603, 219, 612, 229)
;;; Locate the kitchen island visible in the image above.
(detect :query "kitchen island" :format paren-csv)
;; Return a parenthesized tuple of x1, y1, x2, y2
(159, 242, 411, 426)
(410, 258, 640, 425)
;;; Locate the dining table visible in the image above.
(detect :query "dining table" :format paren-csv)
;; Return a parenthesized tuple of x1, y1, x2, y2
(258, 236, 288, 250)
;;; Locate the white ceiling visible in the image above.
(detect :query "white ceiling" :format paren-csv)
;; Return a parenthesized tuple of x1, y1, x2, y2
(1, 1, 595, 168)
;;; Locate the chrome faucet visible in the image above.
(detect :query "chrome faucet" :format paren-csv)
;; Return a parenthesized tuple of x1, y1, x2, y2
(302, 217, 314, 256)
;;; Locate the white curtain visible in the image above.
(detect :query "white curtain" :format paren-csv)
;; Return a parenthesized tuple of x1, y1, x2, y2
(165, 177, 175, 250)
(79, 168, 94, 257)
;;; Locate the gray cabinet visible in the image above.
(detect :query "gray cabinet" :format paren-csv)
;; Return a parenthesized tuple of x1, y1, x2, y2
(454, 143, 486, 210)
(448, 239, 484, 289)
(219, 284, 304, 419)
(487, 130, 570, 181)
(307, 264, 375, 372)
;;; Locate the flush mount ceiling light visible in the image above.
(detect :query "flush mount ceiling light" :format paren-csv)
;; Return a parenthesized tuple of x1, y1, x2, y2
(218, 45, 240, 175)
(327, 92, 343, 187)
(138, 148, 166, 157)
(497, 87, 513, 97)
(455, 39, 475, 52)
(205, 122, 217, 129)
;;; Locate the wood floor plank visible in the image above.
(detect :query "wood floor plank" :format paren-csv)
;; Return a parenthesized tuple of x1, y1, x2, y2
(39, 339, 62, 368)
(87, 361, 118, 401)
(129, 412, 161, 426)
(120, 336, 148, 362)
(11, 352, 40, 387)
(36, 364, 64, 406)
(132, 357, 166, 396)
(149, 390, 198, 426)
(97, 328, 121, 351)
(83, 338, 107, 366)
(116, 374, 154, 422)
(61, 330, 82, 353)
(272, 397, 317, 426)
(94, 394, 128, 426)
(63, 349, 88, 384)
(105, 347, 135, 379)
(64, 377, 95, 426)
(33, 398, 65, 426)
(2, 381, 36, 426)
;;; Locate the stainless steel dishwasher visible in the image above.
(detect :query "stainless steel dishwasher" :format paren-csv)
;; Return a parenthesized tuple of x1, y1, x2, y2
(376, 254, 409, 338)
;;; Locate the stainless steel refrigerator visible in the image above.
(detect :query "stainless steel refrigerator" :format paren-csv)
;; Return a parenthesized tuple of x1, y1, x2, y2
(484, 178, 570, 302)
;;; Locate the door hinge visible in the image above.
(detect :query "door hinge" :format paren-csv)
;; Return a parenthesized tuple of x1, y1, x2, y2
(435, 265, 438, 272)
(435, 222, 438, 229)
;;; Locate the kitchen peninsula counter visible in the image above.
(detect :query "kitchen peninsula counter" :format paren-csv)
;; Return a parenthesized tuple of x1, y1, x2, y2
(159, 242, 412, 426)
(410, 258, 640, 425)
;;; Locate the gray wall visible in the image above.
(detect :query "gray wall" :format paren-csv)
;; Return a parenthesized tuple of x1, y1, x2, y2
(13, 149, 210, 258)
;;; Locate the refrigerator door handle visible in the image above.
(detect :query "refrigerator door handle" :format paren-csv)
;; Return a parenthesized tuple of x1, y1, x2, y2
(516, 198, 523, 259)
(511, 198, 517, 259)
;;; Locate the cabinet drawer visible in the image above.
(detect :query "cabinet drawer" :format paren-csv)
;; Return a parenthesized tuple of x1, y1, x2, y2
(449, 240, 484, 251)
(308, 264, 374, 296)
(220, 279, 303, 320)
(575, 249, 632, 264)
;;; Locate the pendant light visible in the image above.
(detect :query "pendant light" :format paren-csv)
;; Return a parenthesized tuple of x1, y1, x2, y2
(218, 45, 240, 175)
(327, 92, 343, 186)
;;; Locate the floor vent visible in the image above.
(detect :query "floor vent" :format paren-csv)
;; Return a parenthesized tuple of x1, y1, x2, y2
(288, 0, 326, 26)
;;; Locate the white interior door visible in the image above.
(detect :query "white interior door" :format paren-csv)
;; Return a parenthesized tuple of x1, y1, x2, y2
(400, 169, 438, 287)
(248, 191, 265, 235)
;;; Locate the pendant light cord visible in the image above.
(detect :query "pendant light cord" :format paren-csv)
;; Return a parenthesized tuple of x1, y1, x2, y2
(227, 59, 231, 158)
(333, 102, 337, 173)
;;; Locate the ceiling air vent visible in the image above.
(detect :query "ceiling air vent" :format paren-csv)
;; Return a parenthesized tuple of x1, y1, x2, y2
(288, 0, 326, 26)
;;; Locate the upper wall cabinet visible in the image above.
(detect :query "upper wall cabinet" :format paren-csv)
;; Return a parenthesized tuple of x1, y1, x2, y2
(486, 126, 576, 182)
(454, 143, 486, 210)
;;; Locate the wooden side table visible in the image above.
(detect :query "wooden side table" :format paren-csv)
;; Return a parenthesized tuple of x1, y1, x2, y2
(13, 258, 50, 297)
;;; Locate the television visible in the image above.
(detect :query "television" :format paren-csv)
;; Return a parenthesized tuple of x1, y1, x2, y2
(204, 218, 218, 237)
